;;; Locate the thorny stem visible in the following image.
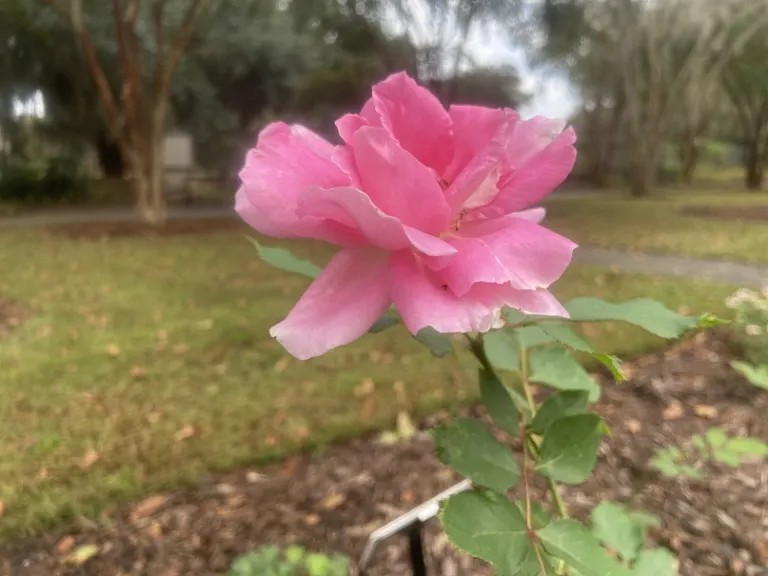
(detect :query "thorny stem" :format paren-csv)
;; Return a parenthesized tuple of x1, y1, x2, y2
(469, 335, 569, 575)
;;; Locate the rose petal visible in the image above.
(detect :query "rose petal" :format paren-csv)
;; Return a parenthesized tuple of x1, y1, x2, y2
(353, 127, 450, 234)
(501, 287, 569, 317)
(237, 123, 354, 242)
(475, 125, 576, 218)
(369, 72, 454, 175)
(388, 250, 505, 335)
(512, 207, 546, 223)
(270, 247, 391, 359)
(296, 186, 457, 256)
(436, 215, 577, 296)
(443, 105, 514, 183)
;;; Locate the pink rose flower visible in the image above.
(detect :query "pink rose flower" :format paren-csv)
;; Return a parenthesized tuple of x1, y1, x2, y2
(237, 72, 578, 359)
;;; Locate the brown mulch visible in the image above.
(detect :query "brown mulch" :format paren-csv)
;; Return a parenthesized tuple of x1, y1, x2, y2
(0, 300, 24, 338)
(680, 205, 768, 223)
(47, 219, 245, 239)
(1, 333, 767, 576)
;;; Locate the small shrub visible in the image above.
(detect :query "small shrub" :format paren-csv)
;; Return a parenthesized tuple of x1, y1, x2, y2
(0, 156, 85, 205)
(229, 545, 349, 576)
(725, 287, 768, 365)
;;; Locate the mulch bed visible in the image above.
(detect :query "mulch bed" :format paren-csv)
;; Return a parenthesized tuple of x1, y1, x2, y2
(2, 333, 767, 576)
(680, 205, 768, 223)
(47, 219, 244, 240)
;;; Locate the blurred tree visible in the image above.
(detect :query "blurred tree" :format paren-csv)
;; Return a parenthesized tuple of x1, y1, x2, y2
(36, 0, 218, 224)
(539, 0, 767, 195)
(722, 17, 768, 190)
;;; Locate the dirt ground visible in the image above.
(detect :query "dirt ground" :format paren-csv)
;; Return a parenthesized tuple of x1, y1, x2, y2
(680, 205, 768, 223)
(1, 332, 767, 576)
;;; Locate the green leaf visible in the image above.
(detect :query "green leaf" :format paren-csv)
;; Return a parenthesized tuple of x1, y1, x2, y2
(247, 237, 321, 278)
(537, 519, 632, 576)
(530, 391, 590, 435)
(514, 325, 554, 349)
(414, 327, 453, 357)
(706, 428, 727, 449)
(649, 453, 680, 477)
(479, 369, 520, 436)
(591, 501, 646, 563)
(632, 549, 677, 576)
(529, 346, 601, 401)
(369, 312, 399, 333)
(725, 437, 768, 457)
(538, 323, 594, 352)
(284, 545, 305, 564)
(305, 553, 330, 576)
(536, 414, 604, 484)
(441, 490, 546, 576)
(593, 353, 626, 382)
(713, 449, 742, 467)
(628, 511, 662, 530)
(432, 419, 520, 492)
(730, 361, 768, 390)
(564, 298, 700, 338)
(484, 331, 520, 372)
(513, 501, 552, 529)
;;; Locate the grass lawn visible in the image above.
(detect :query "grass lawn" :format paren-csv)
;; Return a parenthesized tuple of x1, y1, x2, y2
(0, 224, 735, 538)
(544, 190, 768, 264)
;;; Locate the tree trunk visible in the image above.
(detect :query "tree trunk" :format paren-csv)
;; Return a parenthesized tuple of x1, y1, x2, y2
(678, 137, 699, 185)
(744, 139, 765, 190)
(628, 149, 657, 197)
(129, 143, 167, 226)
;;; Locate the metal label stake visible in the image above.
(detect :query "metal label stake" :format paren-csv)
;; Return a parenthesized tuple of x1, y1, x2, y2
(357, 479, 472, 575)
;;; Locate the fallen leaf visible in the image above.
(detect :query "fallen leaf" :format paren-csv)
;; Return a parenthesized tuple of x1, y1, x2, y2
(79, 449, 99, 469)
(663, 402, 684, 420)
(401, 489, 415, 503)
(144, 522, 163, 539)
(304, 514, 321, 526)
(361, 397, 376, 419)
(265, 435, 278, 447)
(369, 351, 382, 364)
(677, 305, 691, 316)
(382, 353, 394, 365)
(156, 329, 169, 341)
(172, 343, 189, 355)
(377, 431, 400, 445)
(131, 494, 169, 521)
(130, 366, 146, 378)
(196, 319, 214, 330)
(274, 357, 289, 372)
(626, 419, 642, 434)
(396, 411, 417, 439)
(246, 471, 265, 483)
(147, 411, 162, 424)
(105, 344, 120, 357)
(66, 544, 99, 565)
(320, 493, 346, 510)
(56, 536, 75, 554)
(294, 427, 310, 440)
(174, 425, 198, 441)
(693, 404, 718, 419)
(0, 500, 4, 516)
(354, 378, 375, 397)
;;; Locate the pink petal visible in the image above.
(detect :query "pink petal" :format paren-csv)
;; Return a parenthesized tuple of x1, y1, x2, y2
(501, 287, 569, 317)
(443, 105, 514, 183)
(331, 146, 362, 188)
(353, 127, 450, 234)
(237, 122, 354, 242)
(512, 207, 546, 223)
(388, 250, 506, 334)
(296, 186, 457, 256)
(475, 125, 576, 218)
(369, 72, 454, 175)
(436, 215, 577, 296)
(270, 247, 391, 359)
(335, 99, 383, 144)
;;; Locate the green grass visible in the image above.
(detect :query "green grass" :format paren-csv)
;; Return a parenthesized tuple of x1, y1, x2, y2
(544, 190, 768, 264)
(0, 225, 734, 538)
